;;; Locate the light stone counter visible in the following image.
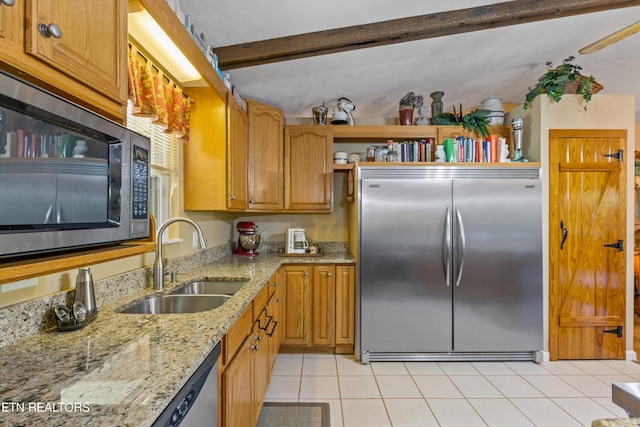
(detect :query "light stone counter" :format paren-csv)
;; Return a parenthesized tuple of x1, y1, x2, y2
(0, 252, 355, 426)
(592, 419, 640, 426)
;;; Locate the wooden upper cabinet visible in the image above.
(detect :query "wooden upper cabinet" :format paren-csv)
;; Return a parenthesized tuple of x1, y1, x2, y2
(285, 126, 334, 211)
(247, 99, 284, 211)
(0, 0, 127, 121)
(227, 95, 249, 210)
(25, 0, 126, 104)
(0, 0, 21, 54)
(183, 86, 227, 211)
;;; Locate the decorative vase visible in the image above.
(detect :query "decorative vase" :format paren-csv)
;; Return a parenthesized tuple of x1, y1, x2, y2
(429, 91, 444, 124)
(481, 96, 504, 126)
(398, 107, 413, 126)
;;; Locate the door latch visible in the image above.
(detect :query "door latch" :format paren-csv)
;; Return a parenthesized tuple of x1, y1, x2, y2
(603, 149, 624, 162)
(603, 240, 624, 252)
(604, 326, 623, 337)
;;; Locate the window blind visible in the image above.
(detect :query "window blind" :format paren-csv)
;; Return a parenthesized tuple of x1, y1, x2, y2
(126, 101, 178, 171)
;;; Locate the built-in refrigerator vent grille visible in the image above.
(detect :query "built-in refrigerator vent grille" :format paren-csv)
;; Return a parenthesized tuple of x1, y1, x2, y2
(359, 166, 540, 180)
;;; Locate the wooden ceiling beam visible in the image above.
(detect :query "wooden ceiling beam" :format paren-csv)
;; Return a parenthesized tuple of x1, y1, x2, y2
(216, 0, 640, 69)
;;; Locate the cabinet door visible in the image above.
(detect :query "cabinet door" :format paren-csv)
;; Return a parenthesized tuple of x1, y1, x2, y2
(311, 265, 335, 346)
(184, 87, 227, 210)
(335, 265, 355, 346)
(281, 265, 311, 345)
(0, 0, 22, 57)
(284, 126, 333, 211)
(227, 97, 248, 210)
(252, 319, 270, 422)
(247, 99, 284, 210)
(222, 335, 254, 427)
(268, 273, 282, 370)
(25, 0, 126, 103)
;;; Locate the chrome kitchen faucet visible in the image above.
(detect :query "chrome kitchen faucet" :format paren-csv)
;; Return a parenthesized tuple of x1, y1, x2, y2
(153, 217, 207, 290)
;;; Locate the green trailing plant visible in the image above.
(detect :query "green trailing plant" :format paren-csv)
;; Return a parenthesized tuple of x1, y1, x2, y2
(433, 104, 491, 138)
(523, 56, 598, 110)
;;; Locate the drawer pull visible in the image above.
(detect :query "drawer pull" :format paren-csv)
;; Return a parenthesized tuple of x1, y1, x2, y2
(266, 320, 278, 337)
(259, 315, 273, 331)
(1, 0, 15, 7)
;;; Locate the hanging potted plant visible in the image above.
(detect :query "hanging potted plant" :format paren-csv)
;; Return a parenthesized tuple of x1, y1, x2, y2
(398, 92, 423, 125)
(433, 104, 491, 138)
(523, 56, 603, 110)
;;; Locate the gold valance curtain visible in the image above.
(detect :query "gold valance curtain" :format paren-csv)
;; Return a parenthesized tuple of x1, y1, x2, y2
(127, 44, 190, 142)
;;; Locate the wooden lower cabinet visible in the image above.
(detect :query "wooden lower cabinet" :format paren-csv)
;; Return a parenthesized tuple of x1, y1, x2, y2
(267, 272, 282, 370)
(335, 265, 356, 352)
(311, 265, 336, 346)
(221, 272, 281, 427)
(281, 265, 311, 346)
(222, 330, 254, 427)
(221, 265, 353, 426)
(281, 264, 355, 353)
(221, 304, 254, 427)
(252, 316, 270, 422)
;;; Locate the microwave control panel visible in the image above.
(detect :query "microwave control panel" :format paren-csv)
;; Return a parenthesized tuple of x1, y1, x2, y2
(132, 145, 149, 220)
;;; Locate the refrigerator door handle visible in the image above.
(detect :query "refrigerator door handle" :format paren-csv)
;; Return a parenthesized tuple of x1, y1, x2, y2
(454, 208, 466, 287)
(444, 206, 451, 286)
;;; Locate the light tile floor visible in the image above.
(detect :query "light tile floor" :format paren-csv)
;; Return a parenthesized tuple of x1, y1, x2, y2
(265, 353, 640, 427)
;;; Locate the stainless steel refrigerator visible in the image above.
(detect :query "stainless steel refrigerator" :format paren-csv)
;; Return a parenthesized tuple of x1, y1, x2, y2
(357, 165, 543, 363)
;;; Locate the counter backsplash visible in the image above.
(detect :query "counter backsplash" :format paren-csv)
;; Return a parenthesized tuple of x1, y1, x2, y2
(0, 243, 232, 348)
(0, 241, 349, 348)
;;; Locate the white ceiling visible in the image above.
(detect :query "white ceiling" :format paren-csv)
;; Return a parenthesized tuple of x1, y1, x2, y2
(177, 1, 640, 121)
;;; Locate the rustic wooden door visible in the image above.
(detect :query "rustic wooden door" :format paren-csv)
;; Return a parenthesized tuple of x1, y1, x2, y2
(549, 129, 627, 360)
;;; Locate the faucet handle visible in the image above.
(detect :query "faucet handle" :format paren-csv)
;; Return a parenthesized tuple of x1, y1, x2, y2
(165, 271, 186, 283)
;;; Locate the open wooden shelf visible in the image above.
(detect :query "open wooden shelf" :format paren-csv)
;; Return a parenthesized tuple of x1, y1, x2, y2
(0, 216, 157, 286)
(0, 241, 157, 285)
(331, 125, 437, 139)
(333, 163, 355, 172)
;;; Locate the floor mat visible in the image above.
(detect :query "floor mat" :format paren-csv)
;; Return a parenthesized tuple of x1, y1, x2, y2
(257, 402, 330, 427)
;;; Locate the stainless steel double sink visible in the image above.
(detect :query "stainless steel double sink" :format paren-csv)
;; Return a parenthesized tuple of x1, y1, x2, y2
(118, 279, 248, 314)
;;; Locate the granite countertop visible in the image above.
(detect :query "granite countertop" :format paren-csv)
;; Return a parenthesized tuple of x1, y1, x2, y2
(0, 252, 355, 426)
(593, 419, 640, 427)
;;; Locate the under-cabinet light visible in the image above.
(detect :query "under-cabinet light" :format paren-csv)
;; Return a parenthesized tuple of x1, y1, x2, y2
(128, 8, 202, 83)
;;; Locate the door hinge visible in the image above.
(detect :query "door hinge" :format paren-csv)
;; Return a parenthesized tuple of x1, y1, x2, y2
(603, 149, 624, 162)
(603, 240, 624, 252)
(604, 326, 623, 337)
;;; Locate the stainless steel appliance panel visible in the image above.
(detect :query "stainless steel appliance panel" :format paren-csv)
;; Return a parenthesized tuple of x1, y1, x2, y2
(360, 177, 452, 353)
(357, 165, 542, 362)
(0, 71, 149, 257)
(452, 179, 543, 352)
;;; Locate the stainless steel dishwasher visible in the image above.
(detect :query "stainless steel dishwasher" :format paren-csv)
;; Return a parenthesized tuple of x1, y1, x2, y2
(153, 342, 221, 427)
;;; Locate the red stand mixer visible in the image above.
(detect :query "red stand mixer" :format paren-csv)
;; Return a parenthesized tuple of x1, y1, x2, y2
(234, 221, 261, 256)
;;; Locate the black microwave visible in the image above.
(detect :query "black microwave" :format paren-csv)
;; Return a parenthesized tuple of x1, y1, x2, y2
(0, 71, 150, 258)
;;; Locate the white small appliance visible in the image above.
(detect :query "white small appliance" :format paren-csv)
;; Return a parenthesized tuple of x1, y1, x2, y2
(286, 228, 309, 254)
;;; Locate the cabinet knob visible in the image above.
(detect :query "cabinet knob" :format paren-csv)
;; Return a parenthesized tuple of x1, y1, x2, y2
(230, 195, 236, 201)
(38, 23, 62, 39)
(251, 344, 259, 351)
(1, 0, 15, 7)
(275, 298, 281, 303)
(255, 335, 262, 342)
(249, 200, 254, 204)
(272, 281, 278, 287)
(327, 272, 332, 277)
(304, 272, 309, 277)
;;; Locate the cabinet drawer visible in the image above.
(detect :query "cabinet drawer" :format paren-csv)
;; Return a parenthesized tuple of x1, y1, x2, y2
(253, 283, 270, 320)
(223, 304, 252, 365)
